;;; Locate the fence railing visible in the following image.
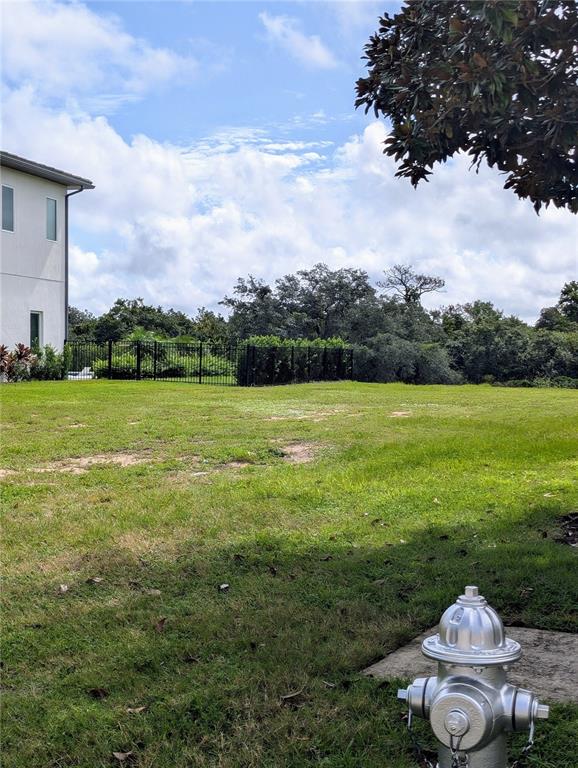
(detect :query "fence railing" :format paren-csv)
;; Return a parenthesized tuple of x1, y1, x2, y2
(65, 341, 353, 387)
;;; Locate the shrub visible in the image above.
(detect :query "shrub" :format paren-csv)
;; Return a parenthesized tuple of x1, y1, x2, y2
(238, 342, 350, 385)
(91, 344, 235, 380)
(352, 336, 460, 385)
(0, 344, 37, 382)
(30, 345, 66, 380)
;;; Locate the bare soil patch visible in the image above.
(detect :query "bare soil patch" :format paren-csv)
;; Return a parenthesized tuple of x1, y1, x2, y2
(216, 461, 252, 469)
(280, 442, 317, 464)
(0, 469, 17, 479)
(265, 408, 352, 422)
(32, 453, 150, 475)
(390, 411, 411, 418)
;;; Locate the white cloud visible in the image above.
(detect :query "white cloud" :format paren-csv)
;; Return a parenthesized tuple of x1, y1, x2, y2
(1, 0, 197, 107)
(258, 12, 339, 69)
(2, 85, 576, 323)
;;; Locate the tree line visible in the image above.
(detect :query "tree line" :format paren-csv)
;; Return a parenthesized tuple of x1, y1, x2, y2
(68, 265, 578, 387)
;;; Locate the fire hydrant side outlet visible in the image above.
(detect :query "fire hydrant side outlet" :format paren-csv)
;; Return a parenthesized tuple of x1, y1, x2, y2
(397, 586, 549, 768)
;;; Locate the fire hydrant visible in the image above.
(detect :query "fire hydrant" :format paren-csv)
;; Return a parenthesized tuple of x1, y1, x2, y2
(397, 586, 549, 767)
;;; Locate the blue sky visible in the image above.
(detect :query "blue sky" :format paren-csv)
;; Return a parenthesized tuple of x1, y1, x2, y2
(87, 1, 385, 145)
(1, 1, 575, 321)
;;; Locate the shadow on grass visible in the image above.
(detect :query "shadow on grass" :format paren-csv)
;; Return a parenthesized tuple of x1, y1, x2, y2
(3, 506, 577, 768)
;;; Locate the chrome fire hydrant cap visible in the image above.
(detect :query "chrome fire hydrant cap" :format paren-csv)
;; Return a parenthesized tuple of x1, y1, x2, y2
(422, 586, 522, 666)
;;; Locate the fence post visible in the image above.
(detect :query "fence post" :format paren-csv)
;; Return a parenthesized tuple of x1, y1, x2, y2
(250, 344, 256, 386)
(198, 341, 203, 385)
(240, 344, 248, 386)
(153, 341, 158, 380)
(136, 340, 142, 380)
(107, 339, 113, 379)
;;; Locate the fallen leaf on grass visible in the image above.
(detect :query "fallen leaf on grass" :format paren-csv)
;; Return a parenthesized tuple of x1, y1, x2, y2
(58, 584, 69, 595)
(145, 588, 161, 596)
(112, 752, 133, 763)
(322, 680, 336, 688)
(319, 554, 332, 561)
(86, 577, 103, 585)
(126, 706, 147, 714)
(280, 688, 306, 708)
(154, 617, 167, 633)
(218, 583, 230, 593)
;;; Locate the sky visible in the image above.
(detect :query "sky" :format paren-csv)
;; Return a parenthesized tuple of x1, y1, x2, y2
(1, 0, 576, 323)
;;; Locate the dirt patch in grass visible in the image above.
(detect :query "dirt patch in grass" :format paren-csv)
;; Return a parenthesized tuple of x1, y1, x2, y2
(67, 423, 87, 429)
(32, 453, 150, 475)
(266, 408, 346, 422)
(216, 460, 252, 470)
(0, 469, 17, 479)
(390, 411, 411, 418)
(280, 442, 317, 464)
(559, 513, 578, 547)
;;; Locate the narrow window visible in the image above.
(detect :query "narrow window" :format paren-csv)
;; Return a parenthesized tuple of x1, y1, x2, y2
(30, 312, 42, 348)
(2, 185, 14, 231)
(46, 198, 57, 241)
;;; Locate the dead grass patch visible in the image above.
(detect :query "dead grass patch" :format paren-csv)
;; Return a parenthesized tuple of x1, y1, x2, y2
(31, 453, 150, 475)
(279, 442, 318, 464)
(390, 411, 411, 418)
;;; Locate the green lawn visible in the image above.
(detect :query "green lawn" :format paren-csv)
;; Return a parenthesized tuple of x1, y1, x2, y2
(2, 381, 577, 768)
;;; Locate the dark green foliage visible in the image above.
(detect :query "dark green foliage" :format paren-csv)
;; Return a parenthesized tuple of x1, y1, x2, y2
(64, 269, 575, 388)
(68, 300, 229, 344)
(356, 1, 578, 212)
(222, 264, 379, 341)
(353, 335, 461, 384)
(237, 337, 351, 386)
(30, 345, 66, 380)
(536, 282, 578, 330)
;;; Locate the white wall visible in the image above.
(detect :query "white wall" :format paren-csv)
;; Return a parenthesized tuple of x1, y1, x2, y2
(0, 167, 66, 349)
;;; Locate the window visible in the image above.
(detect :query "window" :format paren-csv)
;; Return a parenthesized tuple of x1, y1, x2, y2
(30, 312, 42, 348)
(2, 185, 14, 231)
(46, 198, 57, 240)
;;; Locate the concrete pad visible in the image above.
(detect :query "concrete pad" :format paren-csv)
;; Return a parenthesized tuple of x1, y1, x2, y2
(363, 626, 578, 704)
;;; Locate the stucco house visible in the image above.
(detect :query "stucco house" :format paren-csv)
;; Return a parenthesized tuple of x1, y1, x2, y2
(1, 152, 94, 350)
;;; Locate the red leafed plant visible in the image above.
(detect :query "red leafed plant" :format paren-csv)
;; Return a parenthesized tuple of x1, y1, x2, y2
(0, 344, 37, 382)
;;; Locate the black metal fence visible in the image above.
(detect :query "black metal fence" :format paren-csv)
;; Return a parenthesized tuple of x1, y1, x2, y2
(65, 341, 353, 387)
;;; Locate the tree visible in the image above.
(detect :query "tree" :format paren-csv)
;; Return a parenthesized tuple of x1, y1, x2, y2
(67, 307, 97, 340)
(356, 1, 578, 212)
(220, 277, 286, 338)
(93, 298, 196, 342)
(558, 280, 578, 322)
(379, 264, 445, 304)
(536, 282, 578, 329)
(191, 308, 230, 343)
(275, 263, 377, 339)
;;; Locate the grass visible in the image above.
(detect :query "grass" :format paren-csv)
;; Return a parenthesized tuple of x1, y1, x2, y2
(1, 380, 577, 768)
